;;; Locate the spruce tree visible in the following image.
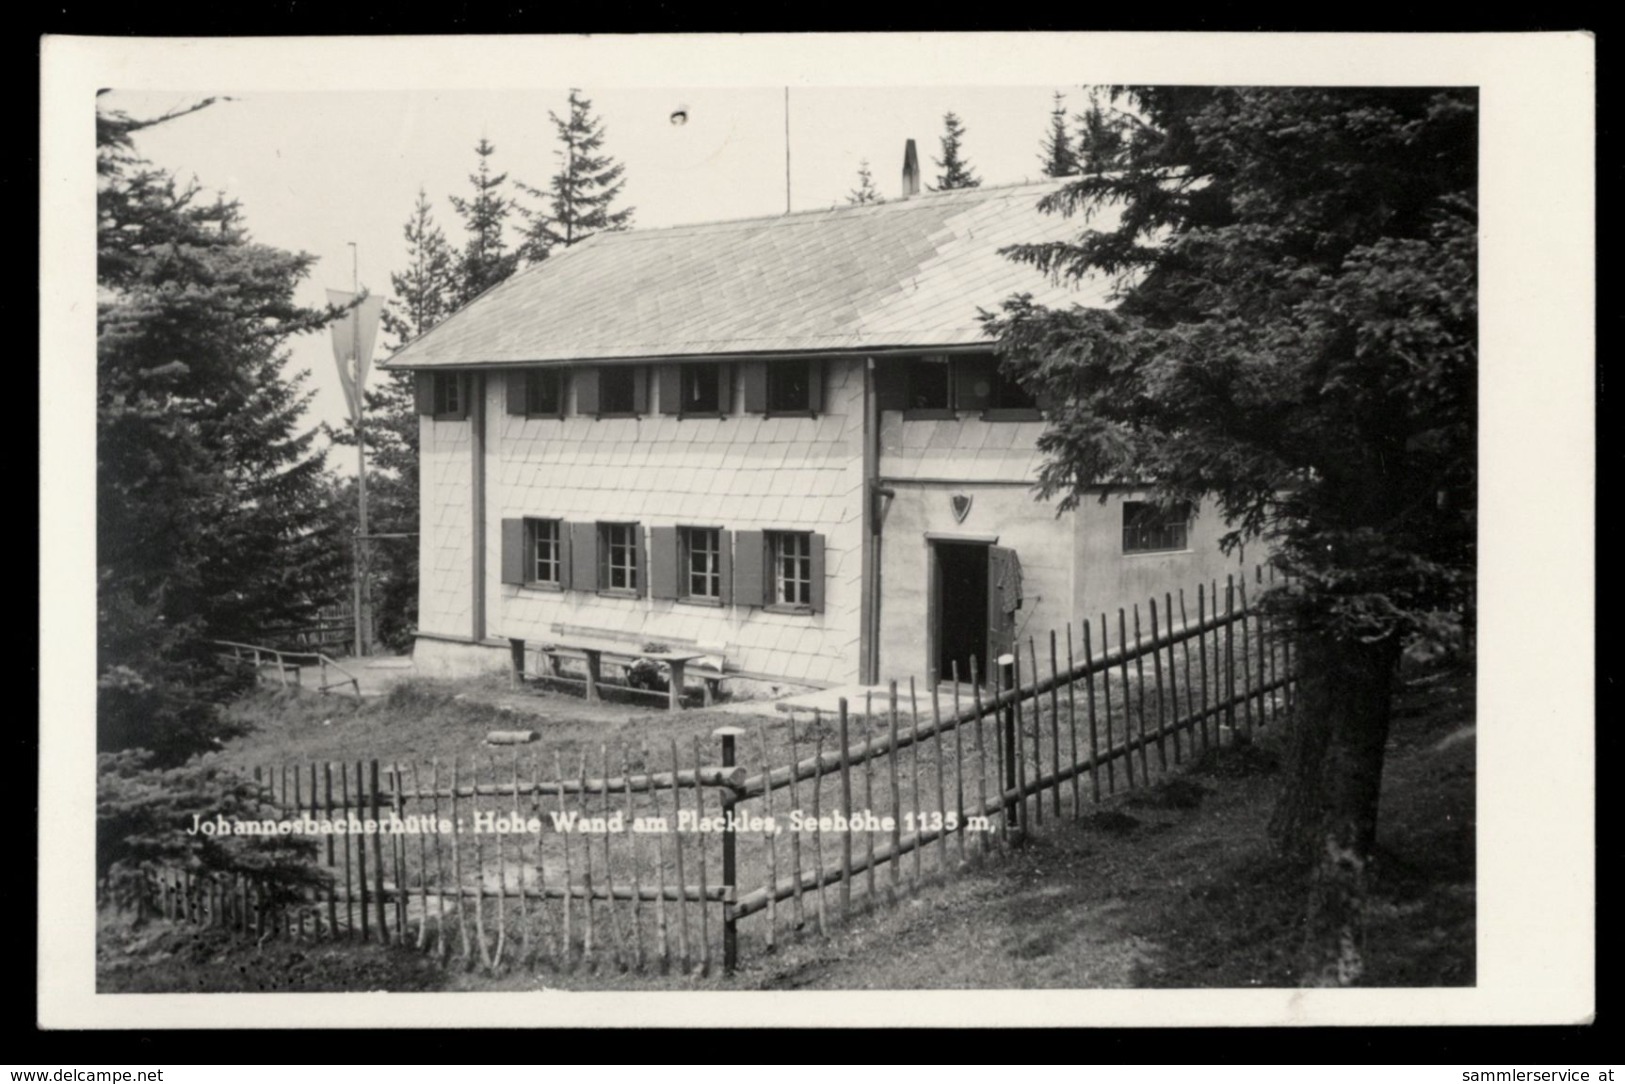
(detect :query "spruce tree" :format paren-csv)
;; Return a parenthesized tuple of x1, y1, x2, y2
(1073, 87, 1131, 174)
(931, 111, 981, 191)
(1038, 91, 1079, 177)
(516, 89, 635, 262)
(847, 159, 883, 205)
(986, 87, 1476, 982)
(381, 187, 457, 347)
(97, 94, 346, 762)
(448, 138, 519, 305)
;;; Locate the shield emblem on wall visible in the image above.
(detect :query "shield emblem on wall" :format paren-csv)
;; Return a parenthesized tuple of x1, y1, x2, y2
(951, 493, 972, 523)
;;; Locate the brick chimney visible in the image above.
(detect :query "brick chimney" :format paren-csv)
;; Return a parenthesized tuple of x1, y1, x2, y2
(901, 139, 920, 199)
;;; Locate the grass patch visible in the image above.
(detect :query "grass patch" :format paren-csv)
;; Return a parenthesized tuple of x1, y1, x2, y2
(735, 660, 1474, 990)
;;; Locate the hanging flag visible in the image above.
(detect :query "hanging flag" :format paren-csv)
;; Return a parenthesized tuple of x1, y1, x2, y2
(326, 289, 385, 423)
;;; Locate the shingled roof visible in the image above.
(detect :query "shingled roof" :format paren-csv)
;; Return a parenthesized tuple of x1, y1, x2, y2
(383, 179, 1115, 369)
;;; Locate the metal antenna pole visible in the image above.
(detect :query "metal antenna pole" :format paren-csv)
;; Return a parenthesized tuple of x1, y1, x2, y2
(351, 242, 370, 658)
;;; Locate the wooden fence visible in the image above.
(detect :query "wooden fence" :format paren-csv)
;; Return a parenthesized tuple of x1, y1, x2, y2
(123, 566, 1294, 977)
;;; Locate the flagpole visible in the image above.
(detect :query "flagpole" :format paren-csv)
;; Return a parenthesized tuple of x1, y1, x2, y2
(351, 242, 370, 658)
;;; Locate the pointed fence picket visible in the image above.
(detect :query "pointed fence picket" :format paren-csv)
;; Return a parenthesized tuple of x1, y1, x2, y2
(114, 566, 1295, 978)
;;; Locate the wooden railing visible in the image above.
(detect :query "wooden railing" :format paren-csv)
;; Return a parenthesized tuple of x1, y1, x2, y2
(213, 640, 362, 701)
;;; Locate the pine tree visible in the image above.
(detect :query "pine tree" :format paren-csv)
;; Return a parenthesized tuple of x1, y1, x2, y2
(931, 112, 981, 191)
(381, 187, 456, 348)
(847, 159, 883, 205)
(986, 87, 1476, 983)
(448, 138, 519, 305)
(1038, 91, 1079, 177)
(97, 93, 347, 762)
(516, 89, 635, 262)
(1073, 87, 1131, 174)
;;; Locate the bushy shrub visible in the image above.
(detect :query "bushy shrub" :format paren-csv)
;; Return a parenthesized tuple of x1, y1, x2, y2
(97, 750, 324, 909)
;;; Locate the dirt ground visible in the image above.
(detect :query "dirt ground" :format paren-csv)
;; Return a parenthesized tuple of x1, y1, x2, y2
(99, 660, 1473, 992)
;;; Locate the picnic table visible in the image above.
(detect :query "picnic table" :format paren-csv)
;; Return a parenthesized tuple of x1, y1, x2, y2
(508, 636, 709, 711)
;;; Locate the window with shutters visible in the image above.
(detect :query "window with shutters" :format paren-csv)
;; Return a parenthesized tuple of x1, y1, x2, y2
(683, 365, 722, 414)
(769, 531, 813, 607)
(767, 361, 813, 413)
(599, 366, 637, 415)
(528, 518, 563, 586)
(433, 372, 466, 419)
(680, 527, 722, 601)
(525, 370, 564, 416)
(598, 522, 641, 593)
(1122, 500, 1192, 554)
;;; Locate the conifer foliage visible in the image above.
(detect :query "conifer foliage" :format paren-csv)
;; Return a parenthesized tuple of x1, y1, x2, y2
(847, 159, 883, 205)
(517, 88, 635, 262)
(97, 94, 347, 762)
(448, 137, 520, 305)
(1073, 87, 1131, 174)
(1038, 91, 1079, 178)
(931, 111, 981, 191)
(984, 87, 1476, 984)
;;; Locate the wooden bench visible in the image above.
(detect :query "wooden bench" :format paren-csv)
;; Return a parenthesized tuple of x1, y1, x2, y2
(508, 633, 724, 711)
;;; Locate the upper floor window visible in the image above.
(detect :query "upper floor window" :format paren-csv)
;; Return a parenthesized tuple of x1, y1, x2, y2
(1122, 500, 1192, 554)
(418, 371, 468, 420)
(905, 356, 954, 412)
(684, 365, 722, 414)
(659, 363, 730, 417)
(768, 363, 813, 413)
(599, 367, 637, 415)
(742, 359, 822, 417)
(879, 353, 1042, 420)
(986, 364, 1040, 414)
(507, 369, 566, 419)
(526, 370, 564, 416)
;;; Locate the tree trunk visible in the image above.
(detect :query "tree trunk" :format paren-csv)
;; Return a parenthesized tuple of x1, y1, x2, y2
(1271, 627, 1402, 986)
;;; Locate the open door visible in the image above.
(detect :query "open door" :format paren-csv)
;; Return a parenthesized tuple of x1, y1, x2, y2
(987, 545, 1023, 671)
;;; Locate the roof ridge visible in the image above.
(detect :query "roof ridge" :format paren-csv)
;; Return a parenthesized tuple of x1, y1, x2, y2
(594, 177, 1067, 241)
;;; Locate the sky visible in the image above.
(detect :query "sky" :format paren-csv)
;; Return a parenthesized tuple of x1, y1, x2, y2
(104, 83, 1081, 454)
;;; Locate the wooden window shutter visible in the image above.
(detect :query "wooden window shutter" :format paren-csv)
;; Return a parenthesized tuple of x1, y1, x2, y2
(500, 518, 526, 585)
(576, 366, 601, 417)
(659, 366, 682, 416)
(506, 371, 528, 416)
(569, 522, 598, 591)
(733, 529, 765, 606)
(631, 366, 649, 415)
(808, 532, 827, 613)
(636, 523, 649, 596)
(557, 518, 572, 579)
(416, 372, 435, 415)
(874, 359, 909, 410)
(718, 528, 734, 605)
(806, 359, 824, 414)
(650, 525, 678, 600)
(954, 355, 997, 411)
(742, 361, 768, 414)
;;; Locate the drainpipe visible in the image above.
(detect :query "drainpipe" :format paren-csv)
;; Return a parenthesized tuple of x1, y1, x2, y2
(470, 372, 487, 642)
(862, 356, 892, 684)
